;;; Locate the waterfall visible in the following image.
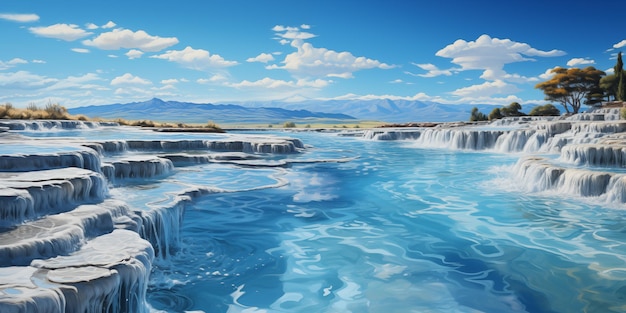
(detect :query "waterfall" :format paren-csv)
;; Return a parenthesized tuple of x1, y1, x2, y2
(0, 120, 118, 131)
(513, 156, 626, 201)
(0, 129, 311, 312)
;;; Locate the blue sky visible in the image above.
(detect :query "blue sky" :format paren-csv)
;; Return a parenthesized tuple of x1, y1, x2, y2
(1, 0, 625, 109)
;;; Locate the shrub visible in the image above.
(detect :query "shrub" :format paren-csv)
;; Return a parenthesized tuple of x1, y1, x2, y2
(284, 121, 296, 128)
(469, 107, 488, 121)
(488, 108, 503, 120)
(26, 103, 39, 111)
(44, 103, 68, 119)
(621, 107, 626, 120)
(530, 104, 561, 116)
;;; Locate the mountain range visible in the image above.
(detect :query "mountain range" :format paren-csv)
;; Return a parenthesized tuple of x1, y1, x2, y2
(69, 98, 529, 124)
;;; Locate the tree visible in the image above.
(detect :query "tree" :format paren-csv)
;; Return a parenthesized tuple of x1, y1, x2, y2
(500, 102, 524, 116)
(600, 74, 618, 101)
(529, 104, 560, 116)
(469, 107, 488, 121)
(535, 66, 605, 114)
(616, 52, 625, 101)
(488, 107, 503, 120)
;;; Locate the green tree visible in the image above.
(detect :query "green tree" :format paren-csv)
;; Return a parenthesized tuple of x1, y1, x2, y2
(500, 102, 524, 117)
(600, 74, 618, 101)
(535, 66, 605, 114)
(616, 52, 625, 101)
(488, 107, 503, 120)
(469, 107, 488, 121)
(529, 104, 561, 116)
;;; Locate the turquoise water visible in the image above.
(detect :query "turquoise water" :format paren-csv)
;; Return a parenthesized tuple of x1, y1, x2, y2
(141, 131, 626, 313)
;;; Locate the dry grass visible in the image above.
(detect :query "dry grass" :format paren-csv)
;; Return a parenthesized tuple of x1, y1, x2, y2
(0, 102, 224, 132)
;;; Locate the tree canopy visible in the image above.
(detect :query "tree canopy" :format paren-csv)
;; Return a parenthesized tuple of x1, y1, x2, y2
(529, 104, 560, 116)
(469, 107, 488, 122)
(616, 52, 625, 101)
(535, 66, 605, 114)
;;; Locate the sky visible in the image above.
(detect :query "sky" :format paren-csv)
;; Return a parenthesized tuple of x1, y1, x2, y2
(1, 0, 625, 109)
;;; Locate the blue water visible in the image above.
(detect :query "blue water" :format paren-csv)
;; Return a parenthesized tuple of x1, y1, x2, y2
(137, 131, 626, 313)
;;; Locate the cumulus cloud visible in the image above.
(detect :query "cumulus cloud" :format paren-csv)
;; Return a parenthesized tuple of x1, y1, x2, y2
(82, 28, 178, 52)
(0, 58, 28, 70)
(268, 40, 393, 78)
(451, 80, 520, 98)
(412, 63, 454, 77)
(0, 71, 57, 88)
(272, 25, 316, 43)
(247, 53, 275, 63)
(43, 73, 103, 91)
(151, 46, 238, 70)
(0, 13, 39, 22)
(226, 77, 329, 89)
(110, 73, 152, 86)
(614, 40, 626, 49)
(125, 49, 144, 59)
(161, 78, 179, 85)
(71, 48, 90, 53)
(436, 34, 566, 82)
(102, 21, 116, 29)
(29, 24, 93, 41)
(539, 67, 558, 80)
(566, 58, 595, 67)
(269, 25, 393, 79)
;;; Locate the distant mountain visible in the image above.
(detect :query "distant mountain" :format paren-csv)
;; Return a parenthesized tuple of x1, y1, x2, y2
(239, 99, 506, 123)
(70, 98, 546, 124)
(69, 98, 356, 124)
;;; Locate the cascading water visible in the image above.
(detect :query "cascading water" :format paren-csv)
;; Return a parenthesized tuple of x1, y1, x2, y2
(1, 116, 626, 313)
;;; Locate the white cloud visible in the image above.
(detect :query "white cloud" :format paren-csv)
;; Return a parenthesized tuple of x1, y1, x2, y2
(330, 92, 439, 102)
(43, 73, 103, 91)
(566, 58, 595, 67)
(32, 59, 45, 64)
(85, 23, 99, 30)
(71, 48, 90, 53)
(0, 71, 57, 88)
(412, 63, 454, 77)
(333, 91, 523, 106)
(300, 24, 311, 29)
(125, 49, 144, 59)
(208, 73, 228, 82)
(268, 40, 393, 78)
(113, 86, 152, 97)
(390, 79, 404, 84)
(0, 58, 28, 70)
(82, 28, 178, 52)
(29, 24, 93, 41)
(110, 73, 152, 86)
(151, 46, 238, 70)
(161, 78, 179, 84)
(614, 40, 626, 49)
(227, 77, 329, 89)
(102, 21, 116, 29)
(0, 13, 39, 22)
(435, 34, 566, 82)
(539, 67, 558, 80)
(451, 80, 520, 98)
(247, 53, 275, 63)
(272, 25, 317, 44)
